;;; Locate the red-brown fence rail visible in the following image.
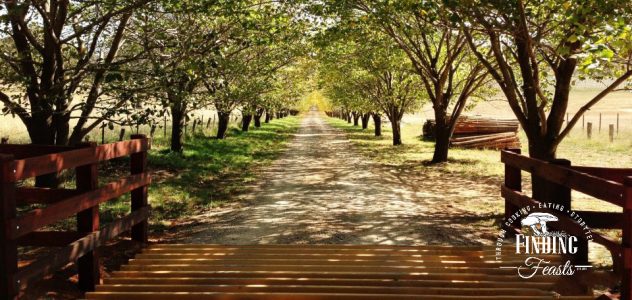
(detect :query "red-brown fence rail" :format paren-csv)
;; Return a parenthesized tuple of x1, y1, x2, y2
(501, 149, 632, 298)
(0, 135, 151, 299)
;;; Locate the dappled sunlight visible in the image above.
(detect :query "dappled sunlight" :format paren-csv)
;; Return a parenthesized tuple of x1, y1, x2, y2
(183, 112, 501, 246)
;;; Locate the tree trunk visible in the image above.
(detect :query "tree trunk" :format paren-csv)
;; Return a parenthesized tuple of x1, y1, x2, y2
(170, 100, 186, 152)
(265, 112, 271, 123)
(346, 112, 352, 123)
(216, 111, 231, 139)
(528, 138, 558, 201)
(27, 119, 59, 187)
(254, 109, 264, 127)
(372, 113, 382, 137)
(431, 110, 452, 163)
(432, 125, 450, 163)
(241, 114, 253, 132)
(27, 107, 72, 187)
(390, 117, 402, 146)
(361, 113, 370, 129)
(352, 112, 360, 126)
(432, 129, 450, 163)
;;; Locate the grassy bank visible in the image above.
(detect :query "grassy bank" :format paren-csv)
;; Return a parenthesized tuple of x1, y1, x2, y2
(326, 116, 632, 175)
(102, 116, 301, 232)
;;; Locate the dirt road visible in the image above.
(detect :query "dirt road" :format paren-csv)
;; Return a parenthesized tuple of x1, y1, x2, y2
(184, 110, 500, 245)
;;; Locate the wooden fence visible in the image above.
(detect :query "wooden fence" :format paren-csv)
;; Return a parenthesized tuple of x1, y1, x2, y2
(0, 135, 151, 299)
(501, 149, 632, 298)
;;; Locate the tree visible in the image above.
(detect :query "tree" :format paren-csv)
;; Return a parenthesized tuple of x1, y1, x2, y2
(125, 3, 225, 151)
(317, 25, 422, 145)
(457, 0, 632, 161)
(0, 0, 149, 147)
(207, 3, 307, 138)
(345, 0, 491, 163)
(0, 0, 150, 186)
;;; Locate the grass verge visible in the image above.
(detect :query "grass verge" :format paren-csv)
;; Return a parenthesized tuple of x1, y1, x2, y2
(326, 115, 630, 269)
(101, 116, 301, 233)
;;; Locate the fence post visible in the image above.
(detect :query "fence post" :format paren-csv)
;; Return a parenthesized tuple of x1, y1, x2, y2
(0, 154, 17, 300)
(599, 113, 602, 133)
(101, 124, 105, 144)
(75, 142, 100, 291)
(503, 148, 522, 236)
(549, 159, 589, 264)
(622, 177, 632, 300)
(130, 134, 149, 244)
(609, 124, 614, 143)
(119, 128, 126, 141)
(587, 122, 592, 139)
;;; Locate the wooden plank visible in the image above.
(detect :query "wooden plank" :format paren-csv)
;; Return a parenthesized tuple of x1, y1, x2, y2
(15, 207, 149, 288)
(85, 292, 582, 300)
(130, 135, 148, 244)
(94, 284, 550, 296)
(13, 139, 150, 181)
(571, 166, 632, 184)
(451, 136, 517, 146)
(0, 154, 18, 300)
(501, 150, 624, 206)
(76, 141, 100, 292)
(101, 277, 554, 289)
(118, 264, 520, 275)
(147, 244, 493, 250)
(109, 270, 561, 282)
(572, 211, 623, 229)
(9, 173, 150, 239)
(16, 231, 85, 247)
(0, 144, 79, 159)
(132, 253, 543, 261)
(450, 132, 516, 144)
(621, 177, 632, 299)
(504, 148, 521, 235)
(16, 187, 82, 205)
(126, 259, 533, 268)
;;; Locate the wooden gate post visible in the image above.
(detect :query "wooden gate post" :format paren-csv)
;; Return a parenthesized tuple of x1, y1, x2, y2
(131, 135, 149, 244)
(0, 154, 17, 299)
(622, 176, 632, 300)
(75, 142, 100, 291)
(503, 148, 522, 235)
(548, 159, 589, 267)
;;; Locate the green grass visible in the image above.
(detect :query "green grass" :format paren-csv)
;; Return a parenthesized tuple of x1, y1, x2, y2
(326, 115, 630, 268)
(325, 117, 505, 178)
(326, 116, 632, 174)
(99, 116, 301, 232)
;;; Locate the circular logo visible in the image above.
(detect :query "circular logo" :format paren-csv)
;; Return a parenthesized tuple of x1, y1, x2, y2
(496, 202, 594, 279)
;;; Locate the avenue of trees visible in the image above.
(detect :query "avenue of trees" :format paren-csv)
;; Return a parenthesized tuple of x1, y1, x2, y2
(1, 0, 631, 167)
(0, 0, 308, 154)
(315, 0, 632, 163)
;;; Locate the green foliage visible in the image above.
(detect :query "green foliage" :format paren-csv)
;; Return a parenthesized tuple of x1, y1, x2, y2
(103, 116, 301, 225)
(315, 19, 424, 117)
(455, 0, 632, 155)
